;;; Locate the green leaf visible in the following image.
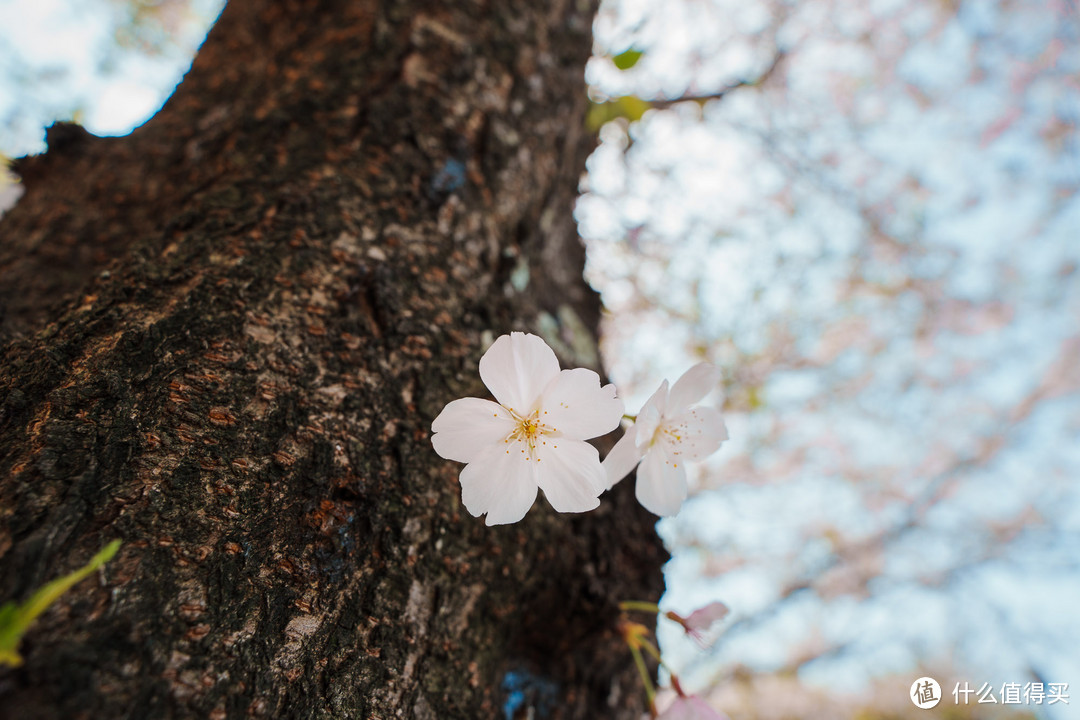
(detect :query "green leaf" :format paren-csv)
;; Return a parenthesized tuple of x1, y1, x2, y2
(0, 540, 121, 668)
(615, 95, 651, 122)
(612, 48, 644, 71)
(586, 95, 654, 131)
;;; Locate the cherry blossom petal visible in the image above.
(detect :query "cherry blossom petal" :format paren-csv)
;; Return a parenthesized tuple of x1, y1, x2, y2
(634, 380, 668, 451)
(661, 406, 727, 462)
(534, 439, 605, 513)
(646, 379, 670, 417)
(540, 368, 624, 440)
(635, 444, 688, 517)
(683, 601, 730, 631)
(602, 425, 642, 489)
(659, 696, 729, 720)
(431, 398, 516, 463)
(459, 443, 539, 525)
(666, 363, 720, 417)
(478, 332, 561, 413)
(670, 601, 730, 646)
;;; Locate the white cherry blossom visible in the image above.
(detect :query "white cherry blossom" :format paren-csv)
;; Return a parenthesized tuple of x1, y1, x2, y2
(431, 332, 624, 525)
(603, 363, 727, 517)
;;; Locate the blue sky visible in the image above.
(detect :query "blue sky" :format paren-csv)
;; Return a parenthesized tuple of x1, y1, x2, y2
(0, 0, 223, 158)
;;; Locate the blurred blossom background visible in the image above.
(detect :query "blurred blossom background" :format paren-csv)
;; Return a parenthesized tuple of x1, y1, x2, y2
(584, 1, 1079, 718)
(2, 0, 1079, 718)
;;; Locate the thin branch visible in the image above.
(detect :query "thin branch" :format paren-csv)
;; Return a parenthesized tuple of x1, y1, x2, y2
(647, 50, 786, 111)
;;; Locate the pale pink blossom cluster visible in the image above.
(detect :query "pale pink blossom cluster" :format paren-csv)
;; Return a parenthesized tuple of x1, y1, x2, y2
(431, 332, 727, 525)
(603, 363, 727, 516)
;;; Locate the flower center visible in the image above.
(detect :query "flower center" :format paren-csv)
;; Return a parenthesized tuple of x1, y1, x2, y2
(660, 424, 683, 446)
(504, 408, 557, 461)
(648, 421, 684, 466)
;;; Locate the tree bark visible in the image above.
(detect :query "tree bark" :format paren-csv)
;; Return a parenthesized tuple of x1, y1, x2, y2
(0, 1, 665, 718)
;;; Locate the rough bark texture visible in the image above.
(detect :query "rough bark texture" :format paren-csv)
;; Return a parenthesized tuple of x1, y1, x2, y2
(0, 1, 666, 718)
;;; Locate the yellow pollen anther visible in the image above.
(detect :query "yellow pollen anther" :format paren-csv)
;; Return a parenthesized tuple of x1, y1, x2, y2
(503, 407, 555, 461)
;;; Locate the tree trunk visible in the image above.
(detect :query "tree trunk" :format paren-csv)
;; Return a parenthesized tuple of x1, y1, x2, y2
(0, 1, 665, 718)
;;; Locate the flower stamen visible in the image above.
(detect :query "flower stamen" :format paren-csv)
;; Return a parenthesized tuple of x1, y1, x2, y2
(504, 408, 556, 461)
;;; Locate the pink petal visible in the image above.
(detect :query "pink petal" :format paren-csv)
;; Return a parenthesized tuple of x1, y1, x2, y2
(660, 406, 727, 462)
(666, 363, 720, 417)
(478, 332, 561, 414)
(684, 601, 730, 632)
(540, 368, 624, 440)
(635, 445, 688, 517)
(534, 439, 605, 513)
(458, 443, 539, 525)
(431, 398, 516, 463)
(659, 696, 729, 720)
(602, 425, 643, 489)
(634, 380, 668, 451)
